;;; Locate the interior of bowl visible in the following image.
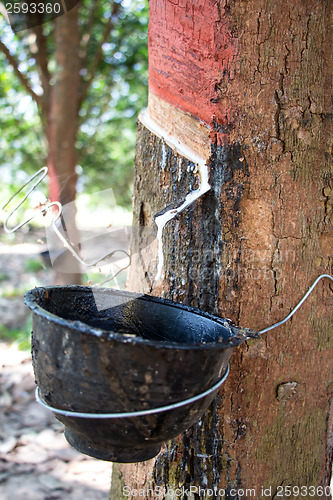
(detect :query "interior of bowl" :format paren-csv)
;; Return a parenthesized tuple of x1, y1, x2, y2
(26, 286, 244, 347)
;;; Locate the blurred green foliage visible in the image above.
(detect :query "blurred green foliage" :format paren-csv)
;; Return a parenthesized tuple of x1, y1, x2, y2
(24, 257, 45, 273)
(0, 0, 148, 208)
(0, 316, 32, 351)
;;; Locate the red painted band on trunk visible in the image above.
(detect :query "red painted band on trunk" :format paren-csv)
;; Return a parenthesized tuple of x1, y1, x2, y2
(148, 0, 237, 136)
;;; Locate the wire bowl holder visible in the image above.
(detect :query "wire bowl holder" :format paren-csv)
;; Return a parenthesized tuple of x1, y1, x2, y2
(2, 167, 333, 463)
(25, 277, 332, 463)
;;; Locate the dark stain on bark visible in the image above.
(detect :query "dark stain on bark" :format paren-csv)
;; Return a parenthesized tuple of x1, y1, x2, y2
(138, 138, 250, 496)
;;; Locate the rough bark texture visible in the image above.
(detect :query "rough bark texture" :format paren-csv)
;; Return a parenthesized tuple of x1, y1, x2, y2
(111, 0, 333, 498)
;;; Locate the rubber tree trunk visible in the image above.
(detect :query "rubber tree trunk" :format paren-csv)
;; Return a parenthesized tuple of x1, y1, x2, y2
(46, 5, 81, 285)
(111, 0, 333, 497)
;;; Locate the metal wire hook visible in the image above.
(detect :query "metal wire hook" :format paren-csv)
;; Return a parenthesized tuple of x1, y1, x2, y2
(257, 273, 333, 335)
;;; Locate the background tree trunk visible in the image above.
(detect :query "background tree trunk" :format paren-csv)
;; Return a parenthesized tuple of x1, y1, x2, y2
(47, 5, 79, 207)
(46, 4, 81, 284)
(111, 0, 332, 498)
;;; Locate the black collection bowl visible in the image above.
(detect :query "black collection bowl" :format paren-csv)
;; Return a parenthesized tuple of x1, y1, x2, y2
(24, 286, 255, 463)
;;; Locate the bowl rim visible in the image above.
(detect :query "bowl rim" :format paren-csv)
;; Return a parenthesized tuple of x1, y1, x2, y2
(24, 285, 253, 350)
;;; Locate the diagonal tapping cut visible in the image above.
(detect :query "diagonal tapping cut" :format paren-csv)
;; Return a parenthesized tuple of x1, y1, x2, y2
(154, 160, 210, 281)
(139, 109, 211, 282)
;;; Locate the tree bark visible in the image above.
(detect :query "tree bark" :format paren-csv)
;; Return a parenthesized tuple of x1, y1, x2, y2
(111, 0, 333, 498)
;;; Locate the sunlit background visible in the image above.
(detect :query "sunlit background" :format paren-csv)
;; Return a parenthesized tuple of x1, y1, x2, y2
(0, 0, 148, 209)
(0, 0, 149, 345)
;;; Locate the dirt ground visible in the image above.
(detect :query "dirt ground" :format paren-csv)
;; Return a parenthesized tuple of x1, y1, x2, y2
(0, 233, 112, 500)
(0, 343, 111, 500)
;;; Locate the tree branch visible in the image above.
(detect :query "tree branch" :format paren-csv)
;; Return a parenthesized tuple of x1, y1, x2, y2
(79, 1, 121, 108)
(0, 39, 41, 106)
